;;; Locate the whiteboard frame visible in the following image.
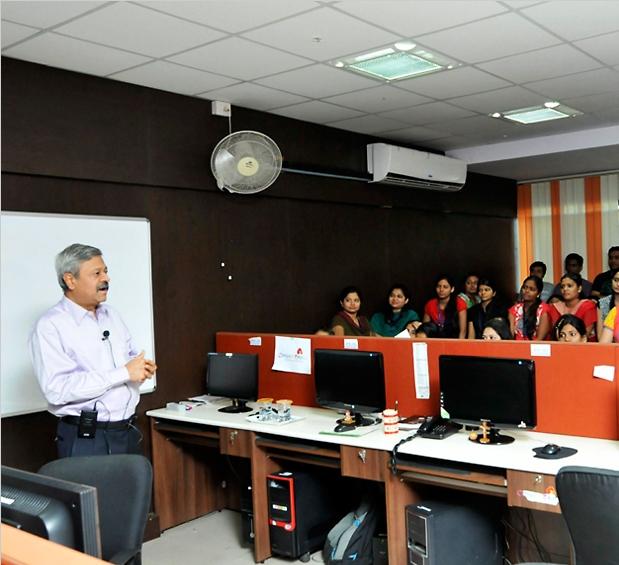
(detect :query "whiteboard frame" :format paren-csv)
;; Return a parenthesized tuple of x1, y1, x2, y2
(1, 211, 156, 417)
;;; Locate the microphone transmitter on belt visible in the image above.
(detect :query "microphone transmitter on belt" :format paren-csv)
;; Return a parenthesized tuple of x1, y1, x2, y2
(78, 409, 98, 438)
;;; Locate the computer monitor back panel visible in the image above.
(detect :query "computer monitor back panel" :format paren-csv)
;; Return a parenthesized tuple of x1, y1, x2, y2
(1, 466, 101, 558)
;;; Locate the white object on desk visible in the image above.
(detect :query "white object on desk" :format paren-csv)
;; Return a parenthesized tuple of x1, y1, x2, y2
(246, 413, 304, 426)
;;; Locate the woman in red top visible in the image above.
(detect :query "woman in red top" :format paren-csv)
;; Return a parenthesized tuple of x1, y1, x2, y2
(423, 274, 467, 338)
(548, 273, 597, 341)
(508, 276, 552, 340)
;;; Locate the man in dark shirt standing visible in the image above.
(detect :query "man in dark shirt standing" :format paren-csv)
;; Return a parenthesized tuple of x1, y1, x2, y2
(592, 246, 619, 298)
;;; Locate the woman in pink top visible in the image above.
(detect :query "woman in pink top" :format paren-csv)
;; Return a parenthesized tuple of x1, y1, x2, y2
(508, 276, 551, 340)
(423, 274, 467, 339)
(548, 273, 597, 341)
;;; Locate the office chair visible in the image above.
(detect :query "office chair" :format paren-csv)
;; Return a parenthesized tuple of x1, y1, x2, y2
(519, 465, 619, 565)
(39, 454, 152, 565)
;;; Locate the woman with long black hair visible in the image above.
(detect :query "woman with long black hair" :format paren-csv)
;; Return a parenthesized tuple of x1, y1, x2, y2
(467, 277, 507, 339)
(508, 275, 551, 340)
(422, 274, 467, 338)
(370, 284, 419, 337)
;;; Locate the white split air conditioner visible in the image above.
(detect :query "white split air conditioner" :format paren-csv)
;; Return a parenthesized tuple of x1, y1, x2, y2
(367, 143, 467, 192)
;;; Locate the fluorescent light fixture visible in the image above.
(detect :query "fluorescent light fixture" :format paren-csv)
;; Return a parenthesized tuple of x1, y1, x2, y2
(491, 102, 583, 124)
(333, 43, 457, 81)
(354, 47, 394, 62)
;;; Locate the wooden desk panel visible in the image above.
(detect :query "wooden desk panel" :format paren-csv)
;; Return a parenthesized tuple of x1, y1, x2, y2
(148, 405, 619, 565)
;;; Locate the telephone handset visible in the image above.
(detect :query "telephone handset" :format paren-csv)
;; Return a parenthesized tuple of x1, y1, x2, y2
(417, 416, 460, 439)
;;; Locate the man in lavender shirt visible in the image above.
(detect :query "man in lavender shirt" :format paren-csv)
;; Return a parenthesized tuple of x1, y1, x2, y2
(29, 243, 156, 457)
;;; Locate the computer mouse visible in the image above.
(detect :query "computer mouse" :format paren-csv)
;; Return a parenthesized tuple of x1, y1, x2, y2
(334, 423, 356, 433)
(541, 443, 561, 455)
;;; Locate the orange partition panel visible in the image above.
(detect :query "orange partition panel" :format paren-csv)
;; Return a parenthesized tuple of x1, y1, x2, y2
(216, 333, 618, 440)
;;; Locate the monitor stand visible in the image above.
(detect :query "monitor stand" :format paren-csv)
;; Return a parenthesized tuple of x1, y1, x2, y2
(218, 399, 253, 414)
(468, 420, 514, 445)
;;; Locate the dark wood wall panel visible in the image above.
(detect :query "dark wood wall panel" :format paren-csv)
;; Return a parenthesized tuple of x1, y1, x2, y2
(1, 58, 517, 470)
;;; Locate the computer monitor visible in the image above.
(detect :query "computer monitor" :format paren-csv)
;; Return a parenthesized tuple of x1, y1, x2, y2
(439, 355, 536, 444)
(206, 352, 259, 413)
(1, 465, 101, 557)
(314, 349, 386, 427)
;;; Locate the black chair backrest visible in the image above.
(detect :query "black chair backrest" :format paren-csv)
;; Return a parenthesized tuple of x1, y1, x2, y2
(556, 466, 619, 565)
(39, 454, 152, 564)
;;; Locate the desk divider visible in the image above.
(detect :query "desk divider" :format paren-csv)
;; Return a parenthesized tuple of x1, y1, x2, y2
(216, 333, 618, 440)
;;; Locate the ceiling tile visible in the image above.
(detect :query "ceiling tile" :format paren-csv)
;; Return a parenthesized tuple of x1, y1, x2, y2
(54, 2, 225, 57)
(1, 20, 38, 48)
(0, 1, 105, 28)
(244, 6, 399, 61)
(335, 1, 507, 37)
(575, 31, 619, 66)
(426, 115, 516, 136)
(525, 68, 619, 99)
(379, 125, 447, 143)
(396, 67, 510, 99)
(562, 91, 619, 113)
(257, 64, 378, 98)
(2, 32, 151, 76)
(110, 61, 238, 95)
(323, 85, 430, 113)
(477, 44, 602, 84)
(271, 100, 363, 123)
(380, 102, 475, 125)
(423, 136, 477, 151)
(198, 83, 308, 111)
(168, 37, 311, 81)
(521, 1, 619, 41)
(449, 86, 550, 113)
(418, 12, 560, 64)
(328, 114, 407, 134)
(137, 1, 315, 33)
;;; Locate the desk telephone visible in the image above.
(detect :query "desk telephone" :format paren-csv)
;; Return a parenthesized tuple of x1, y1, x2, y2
(417, 416, 461, 440)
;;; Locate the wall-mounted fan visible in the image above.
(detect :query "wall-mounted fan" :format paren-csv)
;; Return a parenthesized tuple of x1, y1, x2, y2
(210, 130, 283, 194)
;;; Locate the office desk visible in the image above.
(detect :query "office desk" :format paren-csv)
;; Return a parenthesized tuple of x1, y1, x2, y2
(147, 402, 619, 565)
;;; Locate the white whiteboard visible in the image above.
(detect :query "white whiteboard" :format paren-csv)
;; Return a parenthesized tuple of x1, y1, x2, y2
(1, 212, 156, 417)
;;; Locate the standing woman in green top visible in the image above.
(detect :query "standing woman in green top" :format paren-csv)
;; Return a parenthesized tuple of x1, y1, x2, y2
(371, 284, 420, 337)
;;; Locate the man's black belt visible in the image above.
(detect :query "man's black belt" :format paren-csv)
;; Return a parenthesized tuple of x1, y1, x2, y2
(60, 415, 136, 430)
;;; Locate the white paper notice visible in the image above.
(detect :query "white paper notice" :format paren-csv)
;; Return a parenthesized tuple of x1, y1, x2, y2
(248, 336, 262, 346)
(343, 339, 358, 350)
(272, 336, 311, 374)
(412, 342, 430, 399)
(530, 343, 551, 357)
(593, 365, 615, 382)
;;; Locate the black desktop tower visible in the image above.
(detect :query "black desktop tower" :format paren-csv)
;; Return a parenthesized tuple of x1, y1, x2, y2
(267, 470, 339, 560)
(406, 500, 502, 565)
(240, 483, 254, 546)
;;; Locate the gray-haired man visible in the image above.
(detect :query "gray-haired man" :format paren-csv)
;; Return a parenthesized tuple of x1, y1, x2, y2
(29, 243, 156, 457)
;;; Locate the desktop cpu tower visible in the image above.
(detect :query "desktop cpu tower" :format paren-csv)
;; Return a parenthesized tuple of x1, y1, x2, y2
(406, 500, 502, 565)
(240, 483, 254, 546)
(267, 470, 338, 560)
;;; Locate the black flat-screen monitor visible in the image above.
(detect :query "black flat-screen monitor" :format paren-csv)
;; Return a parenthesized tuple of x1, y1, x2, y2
(314, 349, 386, 426)
(1, 465, 101, 557)
(206, 352, 258, 413)
(439, 355, 536, 444)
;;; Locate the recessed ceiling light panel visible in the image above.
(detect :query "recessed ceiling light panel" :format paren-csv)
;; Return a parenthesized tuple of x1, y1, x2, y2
(491, 103, 583, 124)
(332, 43, 457, 81)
